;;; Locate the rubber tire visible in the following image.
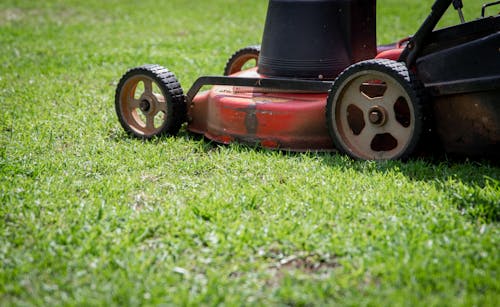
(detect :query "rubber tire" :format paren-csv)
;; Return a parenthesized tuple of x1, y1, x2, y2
(326, 59, 426, 160)
(115, 64, 186, 139)
(223, 45, 260, 76)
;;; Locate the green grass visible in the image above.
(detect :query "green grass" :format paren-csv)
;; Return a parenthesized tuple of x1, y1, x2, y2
(1, 0, 499, 305)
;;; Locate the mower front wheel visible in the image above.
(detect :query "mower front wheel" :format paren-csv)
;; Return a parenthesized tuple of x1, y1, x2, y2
(115, 64, 186, 139)
(223, 45, 260, 76)
(326, 59, 425, 160)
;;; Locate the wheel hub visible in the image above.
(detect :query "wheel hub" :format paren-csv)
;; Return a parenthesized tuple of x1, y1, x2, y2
(139, 99, 151, 112)
(368, 106, 387, 126)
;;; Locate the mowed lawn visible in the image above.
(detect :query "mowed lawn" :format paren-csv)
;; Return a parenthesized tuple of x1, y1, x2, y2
(1, 0, 499, 305)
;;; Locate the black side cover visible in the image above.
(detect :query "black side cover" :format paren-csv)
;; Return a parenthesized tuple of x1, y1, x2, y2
(417, 31, 500, 95)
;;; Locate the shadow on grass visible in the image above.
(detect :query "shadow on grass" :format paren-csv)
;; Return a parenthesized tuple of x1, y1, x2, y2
(197, 137, 500, 223)
(110, 126, 499, 186)
(316, 153, 500, 223)
(109, 127, 499, 222)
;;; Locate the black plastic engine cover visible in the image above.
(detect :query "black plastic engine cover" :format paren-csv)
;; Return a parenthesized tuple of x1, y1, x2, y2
(417, 29, 500, 96)
(258, 0, 376, 79)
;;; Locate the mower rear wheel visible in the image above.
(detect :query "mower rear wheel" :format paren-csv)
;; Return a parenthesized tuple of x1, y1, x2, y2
(326, 59, 425, 160)
(115, 64, 186, 139)
(223, 45, 260, 76)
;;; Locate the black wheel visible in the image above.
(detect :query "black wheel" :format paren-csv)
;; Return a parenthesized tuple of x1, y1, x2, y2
(326, 59, 425, 160)
(115, 64, 186, 139)
(223, 45, 260, 76)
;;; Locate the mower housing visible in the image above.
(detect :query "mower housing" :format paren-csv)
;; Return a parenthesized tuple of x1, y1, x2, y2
(258, 0, 377, 79)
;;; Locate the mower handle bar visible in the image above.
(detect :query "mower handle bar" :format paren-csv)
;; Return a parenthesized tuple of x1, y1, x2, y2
(482, 0, 500, 17)
(399, 0, 454, 66)
(185, 76, 333, 104)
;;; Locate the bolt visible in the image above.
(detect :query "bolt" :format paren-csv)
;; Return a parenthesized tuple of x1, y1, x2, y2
(140, 99, 151, 112)
(369, 110, 382, 124)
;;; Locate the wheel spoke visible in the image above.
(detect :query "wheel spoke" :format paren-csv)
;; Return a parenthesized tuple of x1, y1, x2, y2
(343, 77, 373, 110)
(143, 78, 153, 96)
(128, 96, 141, 109)
(354, 126, 377, 156)
(385, 109, 411, 145)
(358, 127, 376, 147)
(382, 82, 401, 108)
(145, 114, 155, 130)
(154, 94, 167, 113)
(383, 80, 413, 146)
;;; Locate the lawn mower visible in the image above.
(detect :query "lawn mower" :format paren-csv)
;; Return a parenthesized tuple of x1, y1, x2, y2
(115, 0, 500, 160)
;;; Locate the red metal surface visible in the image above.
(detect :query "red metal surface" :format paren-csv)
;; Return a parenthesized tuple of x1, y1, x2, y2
(375, 48, 404, 61)
(187, 69, 334, 151)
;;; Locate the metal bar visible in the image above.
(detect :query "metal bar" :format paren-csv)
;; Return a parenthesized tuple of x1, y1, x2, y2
(482, 0, 500, 17)
(424, 75, 500, 96)
(185, 76, 333, 102)
(452, 0, 465, 23)
(399, 0, 453, 66)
